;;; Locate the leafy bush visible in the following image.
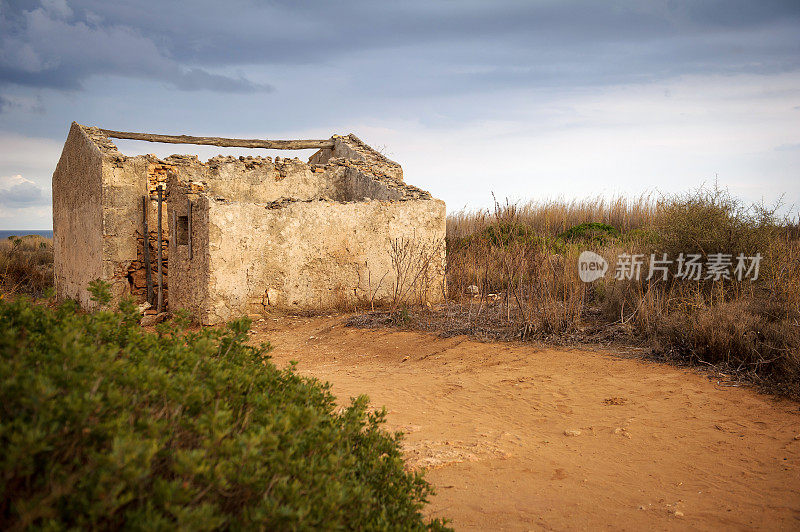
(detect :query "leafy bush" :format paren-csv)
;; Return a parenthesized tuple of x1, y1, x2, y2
(0, 296, 448, 530)
(653, 185, 783, 258)
(480, 222, 534, 247)
(557, 222, 621, 244)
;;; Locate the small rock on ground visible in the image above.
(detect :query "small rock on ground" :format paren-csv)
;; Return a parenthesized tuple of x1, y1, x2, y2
(141, 312, 169, 327)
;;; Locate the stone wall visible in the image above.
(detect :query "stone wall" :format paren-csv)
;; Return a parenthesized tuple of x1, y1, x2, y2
(166, 178, 209, 319)
(198, 197, 446, 324)
(52, 123, 104, 308)
(126, 229, 169, 304)
(309, 134, 404, 182)
(121, 162, 173, 306)
(54, 124, 172, 308)
(161, 139, 445, 324)
(55, 123, 446, 321)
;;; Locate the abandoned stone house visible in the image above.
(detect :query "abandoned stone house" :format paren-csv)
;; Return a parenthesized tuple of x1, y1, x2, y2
(52, 122, 445, 324)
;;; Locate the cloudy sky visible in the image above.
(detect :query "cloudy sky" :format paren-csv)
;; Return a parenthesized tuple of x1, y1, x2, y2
(1, 0, 798, 229)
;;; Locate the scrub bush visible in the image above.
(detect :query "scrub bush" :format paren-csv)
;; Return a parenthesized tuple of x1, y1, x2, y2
(557, 222, 621, 244)
(0, 296, 448, 530)
(422, 186, 799, 394)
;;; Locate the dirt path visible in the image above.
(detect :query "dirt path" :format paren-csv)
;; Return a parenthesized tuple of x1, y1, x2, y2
(251, 315, 800, 531)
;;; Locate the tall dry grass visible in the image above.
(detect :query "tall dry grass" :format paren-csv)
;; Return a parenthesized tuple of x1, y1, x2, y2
(0, 235, 53, 298)
(447, 194, 658, 239)
(443, 187, 800, 394)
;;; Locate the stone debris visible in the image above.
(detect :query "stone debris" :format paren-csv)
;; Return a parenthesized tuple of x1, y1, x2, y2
(140, 312, 169, 327)
(401, 437, 511, 471)
(613, 427, 632, 439)
(603, 396, 628, 406)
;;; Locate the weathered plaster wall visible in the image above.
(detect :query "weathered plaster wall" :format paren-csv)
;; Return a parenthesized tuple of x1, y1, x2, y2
(200, 198, 446, 324)
(84, 130, 171, 306)
(55, 124, 445, 321)
(52, 123, 104, 308)
(338, 165, 414, 201)
(166, 178, 210, 319)
(55, 124, 172, 308)
(100, 151, 151, 302)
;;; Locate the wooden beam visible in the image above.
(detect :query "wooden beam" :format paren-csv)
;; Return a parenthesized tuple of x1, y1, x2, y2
(99, 129, 334, 150)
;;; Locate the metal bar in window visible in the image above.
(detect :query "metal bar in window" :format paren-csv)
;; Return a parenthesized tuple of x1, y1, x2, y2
(187, 198, 193, 260)
(142, 195, 153, 304)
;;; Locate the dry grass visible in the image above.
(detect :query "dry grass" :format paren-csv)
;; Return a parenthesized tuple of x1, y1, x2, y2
(407, 186, 800, 395)
(0, 235, 53, 298)
(447, 194, 658, 240)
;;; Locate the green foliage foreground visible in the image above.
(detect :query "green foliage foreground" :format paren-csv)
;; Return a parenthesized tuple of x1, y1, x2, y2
(0, 297, 448, 530)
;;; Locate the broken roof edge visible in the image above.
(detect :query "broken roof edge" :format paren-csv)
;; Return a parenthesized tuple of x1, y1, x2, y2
(72, 122, 404, 180)
(72, 122, 421, 190)
(339, 133, 402, 170)
(73, 122, 407, 182)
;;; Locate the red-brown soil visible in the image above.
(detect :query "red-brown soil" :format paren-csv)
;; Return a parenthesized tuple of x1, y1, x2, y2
(252, 315, 800, 531)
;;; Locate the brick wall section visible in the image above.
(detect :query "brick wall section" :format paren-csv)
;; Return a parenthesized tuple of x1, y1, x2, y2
(124, 161, 174, 307)
(126, 229, 169, 305)
(147, 162, 175, 195)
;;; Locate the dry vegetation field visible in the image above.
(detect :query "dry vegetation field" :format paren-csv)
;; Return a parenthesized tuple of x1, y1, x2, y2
(361, 186, 800, 397)
(2, 186, 798, 396)
(0, 234, 53, 298)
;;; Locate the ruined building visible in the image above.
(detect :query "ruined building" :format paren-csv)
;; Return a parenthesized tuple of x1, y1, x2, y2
(52, 123, 445, 324)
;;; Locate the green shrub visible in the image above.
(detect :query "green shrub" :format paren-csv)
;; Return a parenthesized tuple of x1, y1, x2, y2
(653, 185, 783, 258)
(557, 222, 621, 244)
(482, 222, 531, 247)
(0, 297, 448, 530)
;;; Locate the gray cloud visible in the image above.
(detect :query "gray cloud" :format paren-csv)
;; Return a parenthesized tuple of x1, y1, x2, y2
(66, 1, 800, 76)
(68, 1, 800, 61)
(0, 0, 272, 92)
(0, 93, 44, 113)
(3, 0, 799, 96)
(0, 176, 48, 207)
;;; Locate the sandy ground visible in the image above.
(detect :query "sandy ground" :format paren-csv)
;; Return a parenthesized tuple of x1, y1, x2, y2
(251, 315, 800, 531)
